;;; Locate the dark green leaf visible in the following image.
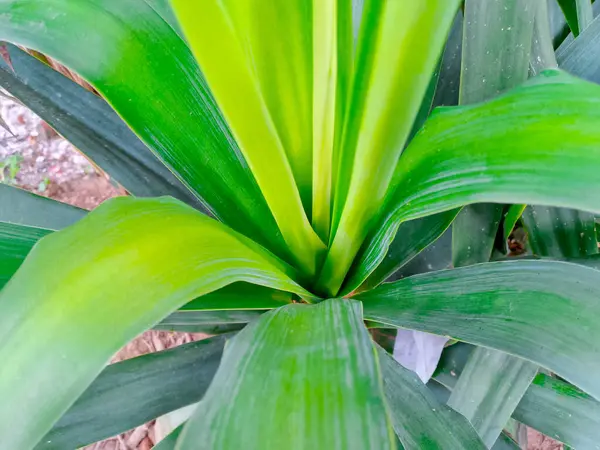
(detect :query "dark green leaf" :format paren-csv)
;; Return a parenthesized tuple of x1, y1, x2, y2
(452, 204, 504, 267)
(491, 433, 521, 450)
(157, 310, 267, 328)
(522, 206, 598, 257)
(435, 343, 600, 449)
(178, 283, 293, 311)
(0, 44, 203, 208)
(347, 210, 458, 295)
(446, 348, 537, 447)
(557, 0, 593, 35)
(530, 0, 559, 76)
(557, 13, 600, 83)
(359, 260, 600, 401)
(0, 221, 51, 289)
(177, 299, 395, 449)
(452, 0, 535, 268)
(432, 10, 463, 108)
(377, 345, 486, 450)
(0, 183, 85, 229)
(503, 204, 526, 242)
(38, 335, 229, 449)
(513, 373, 600, 449)
(153, 425, 184, 450)
(391, 228, 453, 280)
(143, 0, 184, 39)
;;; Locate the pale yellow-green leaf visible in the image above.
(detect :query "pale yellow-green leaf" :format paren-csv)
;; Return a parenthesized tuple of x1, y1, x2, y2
(170, 0, 324, 276)
(318, 0, 461, 295)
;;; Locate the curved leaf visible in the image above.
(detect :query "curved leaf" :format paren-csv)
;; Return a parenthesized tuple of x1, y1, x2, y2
(446, 348, 537, 447)
(435, 343, 600, 449)
(0, 221, 51, 288)
(0, 0, 292, 263)
(513, 373, 600, 449)
(557, 0, 593, 35)
(503, 204, 526, 242)
(157, 310, 266, 329)
(522, 205, 598, 257)
(452, 0, 536, 268)
(319, 0, 461, 295)
(170, 0, 325, 276)
(0, 196, 313, 450)
(348, 210, 458, 295)
(177, 299, 395, 449)
(358, 260, 600, 401)
(0, 183, 86, 229)
(38, 335, 230, 450)
(0, 43, 203, 208)
(557, 13, 600, 83)
(352, 70, 600, 287)
(377, 345, 486, 450)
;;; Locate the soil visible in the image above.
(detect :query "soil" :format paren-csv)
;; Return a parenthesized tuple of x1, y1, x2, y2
(0, 93, 563, 450)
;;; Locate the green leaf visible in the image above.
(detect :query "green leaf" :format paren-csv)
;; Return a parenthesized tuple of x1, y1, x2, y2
(153, 425, 184, 450)
(392, 228, 453, 280)
(446, 348, 538, 447)
(522, 206, 598, 257)
(37, 335, 229, 450)
(156, 282, 291, 332)
(157, 310, 267, 329)
(318, 0, 461, 295)
(557, 13, 600, 83)
(0, 184, 85, 229)
(358, 260, 600, 401)
(348, 210, 458, 295)
(435, 344, 600, 450)
(452, 204, 504, 267)
(177, 299, 395, 449)
(503, 204, 527, 242)
(433, 10, 463, 108)
(0, 196, 313, 450)
(377, 345, 486, 450)
(460, 0, 536, 105)
(143, 0, 184, 39)
(179, 283, 293, 311)
(513, 373, 600, 449)
(557, 0, 593, 35)
(492, 433, 521, 450)
(0, 222, 51, 289)
(0, 0, 292, 264)
(0, 43, 203, 208)
(529, 0, 559, 76)
(353, 70, 600, 279)
(170, 0, 325, 276)
(452, 0, 536, 268)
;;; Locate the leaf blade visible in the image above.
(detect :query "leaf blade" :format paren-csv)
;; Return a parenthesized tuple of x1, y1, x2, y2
(359, 260, 600, 401)
(0, 196, 312, 449)
(354, 70, 600, 277)
(177, 299, 395, 449)
(0, 183, 86, 229)
(319, 0, 461, 295)
(37, 335, 229, 449)
(446, 348, 537, 447)
(0, 43, 203, 208)
(378, 345, 486, 450)
(170, 0, 324, 275)
(0, 0, 291, 262)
